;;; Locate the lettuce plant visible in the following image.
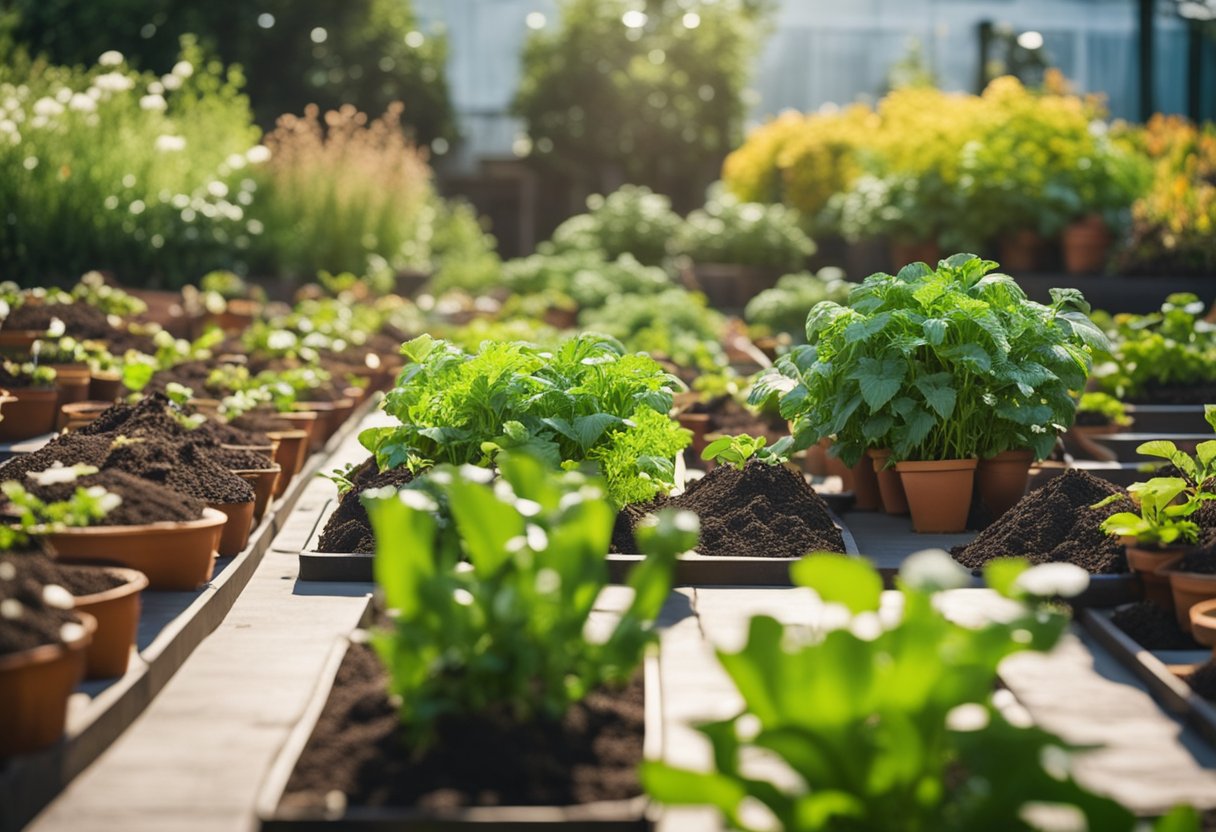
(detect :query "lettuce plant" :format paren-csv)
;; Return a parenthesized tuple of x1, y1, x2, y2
(642, 550, 1195, 832)
(359, 333, 690, 506)
(365, 452, 696, 746)
(701, 434, 784, 470)
(751, 254, 1108, 464)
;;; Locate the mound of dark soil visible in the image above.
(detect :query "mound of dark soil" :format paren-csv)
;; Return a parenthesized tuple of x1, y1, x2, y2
(104, 440, 253, 504)
(0, 433, 113, 482)
(1110, 602, 1198, 650)
(6, 301, 112, 339)
(1, 551, 127, 598)
(203, 446, 275, 470)
(27, 468, 205, 524)
(951, 470, 1133, 574)
(193, 419, 270, 447)
(0, 553, 84, 655)
(77, 393, 195, 440)
(611, 460, 844, 558)
(280, 643, 643, 812)
(316, 462, 414, 554)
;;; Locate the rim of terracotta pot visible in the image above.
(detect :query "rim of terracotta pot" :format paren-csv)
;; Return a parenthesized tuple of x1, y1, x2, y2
(894, 458, 979, 472)
(1190, 598, 1216, 638)
(264, 429, 308, 441)
(64, 565, 149, 606)
(231, 464, 282, 476)
(0, 609, 96, 672)
(48, 506, 228, 538)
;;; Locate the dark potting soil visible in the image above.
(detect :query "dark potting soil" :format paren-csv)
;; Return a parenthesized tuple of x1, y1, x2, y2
(6, 301, 113, 339)
(104, 440, 254, 504)
(316, 463, 414, 554)
(203, 446, 275, 470)
(951, 470, 1133, 574)
(0, 433, 113, 482)
(101, 327, 159, 357)
(1126, 382, 1216, 406)
(231, 412, 300, 434)
(0, 553, 86, 655)
(28, 469, 205, 524)
(77, 393, 203, 440)
(1073, 411, 1114, 427)
(1, 551, 126, 597)
(279, 642, 644, 812)
(610, 460, 845, 558)
(1174, 532, 1216, 575)
(1187, 660, 1216, 701)
(142, 360, 215, 396)
(192, 419, 270, 448)
(1110, 602, 1199, 650)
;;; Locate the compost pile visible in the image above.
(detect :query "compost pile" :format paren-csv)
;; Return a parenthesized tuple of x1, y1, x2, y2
(0, 554, 86, 655)
(1110, 602, 1197, 650)
(316, 457, 414, 554)
(279, 643, 644, 811)
(104, 440, 254, 504)
(951, 470, 1133, 574)
(6, 301, 113, 339)
(611, 460, 844, 558)
(27, 469, 205, 525)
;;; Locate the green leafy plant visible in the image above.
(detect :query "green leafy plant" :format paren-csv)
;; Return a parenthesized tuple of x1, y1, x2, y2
(359, 333, 690, 506)
(1093, 294, 1216, 403)
(641, 549, 1192, 832)
(364, 451, 697, 746)
(1094, 477, 1205, 547)
(71, 271, 148, 317)
(744, 269, 853, 341)
(501, 249, 673, 312)
(546, 186, 685, 268)
(580, 286, 727, 373)
(0, 360, 56, 388)
(1076, 392, 1131, 427)
(701, 433, 783, 469)
(679, 187, 815, 271)
(2, 464, 121, 532)
(750, 255, 1108, 464)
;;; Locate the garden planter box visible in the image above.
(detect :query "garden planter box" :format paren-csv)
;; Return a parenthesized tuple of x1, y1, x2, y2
(298, 499, 859, 586)
(1088, 432, 1212, 464)
(1123, 404, 1211, 435)
(256, 633, 661, 830)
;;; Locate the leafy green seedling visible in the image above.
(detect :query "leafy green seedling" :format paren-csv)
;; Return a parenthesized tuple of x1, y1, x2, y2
(1094, 476, 1205, 547)
(700, 433, 785, 470)
(2, 465, 121, 532)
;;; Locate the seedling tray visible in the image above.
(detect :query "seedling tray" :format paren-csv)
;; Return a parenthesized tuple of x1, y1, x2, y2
(256, 601, 660, 830)
(299, 500, 860, 586)
(1079, 607, 1216, 748)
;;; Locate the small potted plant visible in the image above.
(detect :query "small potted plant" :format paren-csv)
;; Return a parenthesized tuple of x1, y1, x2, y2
(0, 361, 58, 441)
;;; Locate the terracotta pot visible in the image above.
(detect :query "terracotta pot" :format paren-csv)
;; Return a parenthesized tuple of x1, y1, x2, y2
(997, 229, 1046, 273)
(232, 465, 281, 525)
(344, 385, 369, 407)
(0, 329, 44, 353)
(851, 456, 883, 511)
(890, 240, 941, 272)
(868, 448, 909, 515)
(277, 409, 321, 453)
(45, 508, 227, 591)
(51, 367, 92, 419)
(209, 500, 255, 557)
(88, 370, 123, 402)
(803, 438, 828, 477)
(60, 400, 114, 433)
(1189, 598, 1216, 655)
(1123, 542, 1185, 609)
(976, 449, 1034, 520)
(66, 565, 148, 680)
(677, 412, 711, 458)
(0, 612, 95, 756)
(268, 429, 309, 498)
(1162, 567, 1216, 631)
(895, 458, 978, 533)
(0, 386, 58, 441)
(1062, 215, 1112, 275)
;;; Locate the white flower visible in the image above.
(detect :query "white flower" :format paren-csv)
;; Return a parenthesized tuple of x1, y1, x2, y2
(27, 462, 99, 486)
(68, 93, 96, 112)
(55, 87, 72, 104)
(206, 180, 228, 198)
(1015, 563, 1090, 599)
(33, 96, 64, 117)
(93, 72, 134, 93)
(160, 73, 182, 91)
(42, 584, 74, 610)
(154, 134, 186, 152)
(245, 145, 271, 164)
(98, 50, 125, 67)
(47, 317, 66, 337)
(147, 80, 164, 95)
(246, 219, 264, 235)
(224, 152, 247, 170)
(0, 119, 13, 134)
(171, 60, 194, 79)
(29, 115, 47, 130)
(139, 93, 167, 112)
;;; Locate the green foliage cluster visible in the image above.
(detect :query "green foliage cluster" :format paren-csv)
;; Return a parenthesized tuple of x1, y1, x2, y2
(1093, 293, 1216, 402)
(501, 250, 672, 310)
(752, 255, 1108, 464)
(1075, 392, 1130, 426)
(514, 0, 773, 204)
(744, 269, 853, 340)
(366, 452, 696, 746)
(359, 333, 690, 506)
(548, 185, 685, 267)
(644, 550, 1199, 832)
(701, 433, 783, 469)
(679, 188, 815, 271)
(580, 287, 727, 373)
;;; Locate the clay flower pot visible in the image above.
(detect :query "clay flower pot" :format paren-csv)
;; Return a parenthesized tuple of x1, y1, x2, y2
(88, 370, 123, 402)
(997, 229, 1047, 273)
(59, 400, 113, 433)
(0, 612, 95, 757)
(275, 410, 321, 454)
(267, 429, 309, 498)
(1189, 598, 1216, 655)
(851, 456, 883, 512)
(232, 465, 282, 525)
(976, 449, 1034, 521)
(65, 565, 148, 680)
(0, 329, 44, 353)
(295, 399, 353, 446)
(868, 448, 909, 516)
(1161, 567, 1216, 631)
(0, 386, 58, 441)
(1123, 541, 1185, 610)
(51, 366, 92, 418)
(1061, 214, 1113, 274)
(895, 458, 978, 533)
(45, 508, 228, 591)
(210, 500, 256, 557)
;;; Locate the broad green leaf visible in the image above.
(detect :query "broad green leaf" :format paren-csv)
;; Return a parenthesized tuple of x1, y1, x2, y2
(863, 413, 895, 442)
(1153, 805, 1201, 832)
(983, 558, 1029, 599)
(1196, 440, 1216, 469)
(1136, 440, 1181, 462)
(790, 554, 882, 614)
(902, 406, 936, 448)
(845, 312, 891, 343)
(640, 763, 748, 819)
(400, 334, 436, 363)
(914, 374, 957, 420)
(1049, 286, 1091, 314)
(922, 318, 948, 345)
(852, 357, 906, 410)
(366, 491, 438, 616)
(940, 342, 992, 373)
(446, 479, 525, 575)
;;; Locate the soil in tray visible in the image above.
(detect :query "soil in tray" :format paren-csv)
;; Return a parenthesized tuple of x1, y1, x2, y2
(316, 459, 414, 554)
(1110, 601, 1199, 650)
(610, 459, 845, 558)
(0, 433, 113, 481)
(951, 470, 1133, 574)
(6, 301, 113, 339)
(0, 551, 86, 655)
(279, 643, 644, 812)
(27, 468, 205, 524)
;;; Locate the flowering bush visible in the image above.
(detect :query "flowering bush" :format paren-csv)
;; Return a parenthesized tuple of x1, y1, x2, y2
(0, 40, 262, 284)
